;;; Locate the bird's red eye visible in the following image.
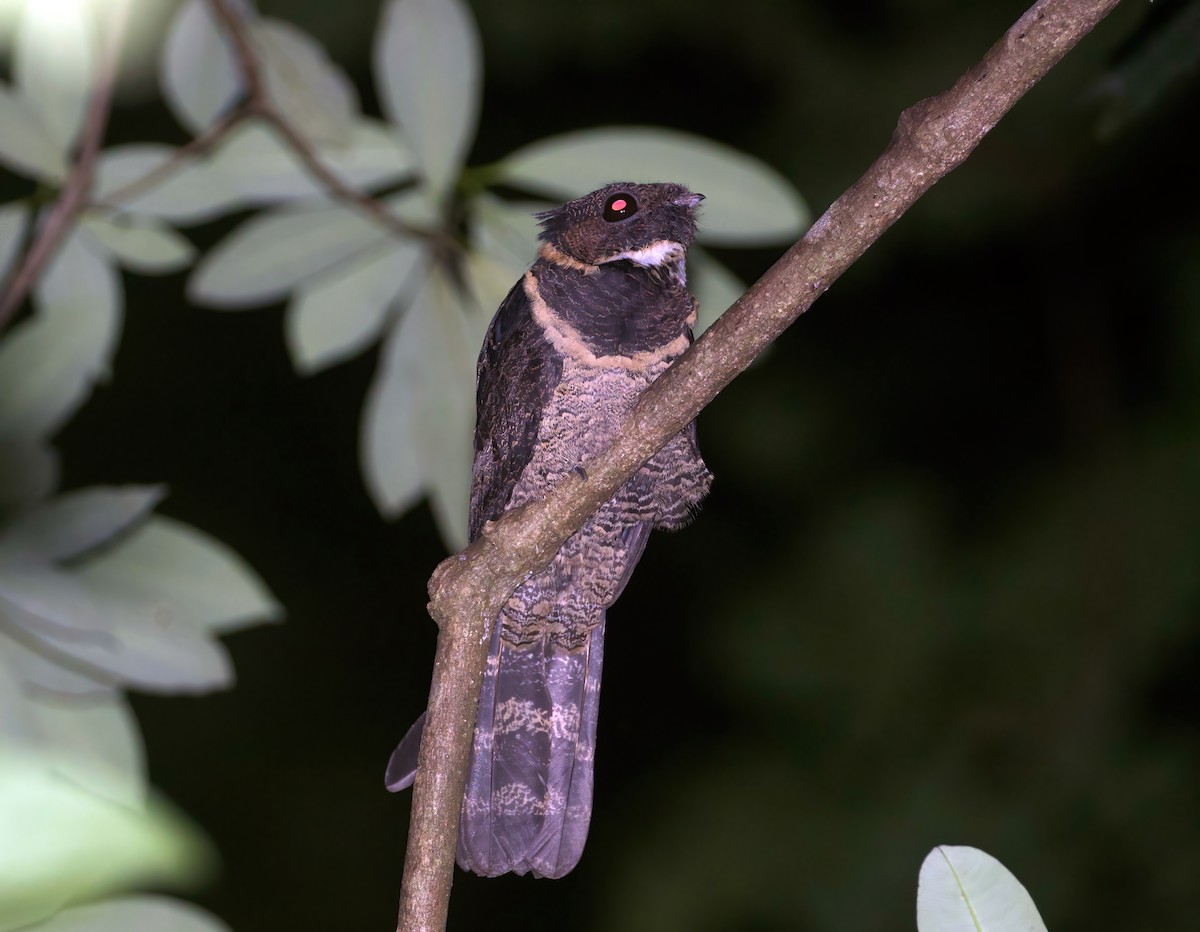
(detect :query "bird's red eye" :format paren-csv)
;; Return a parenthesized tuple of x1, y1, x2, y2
(603, 193, 638, 222)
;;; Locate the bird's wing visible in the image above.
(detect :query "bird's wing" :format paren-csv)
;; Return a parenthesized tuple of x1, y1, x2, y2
(469, 274, 562, 542)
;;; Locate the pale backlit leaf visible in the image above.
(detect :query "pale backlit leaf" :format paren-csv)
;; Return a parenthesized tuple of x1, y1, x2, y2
(0, 85, 69, 182)
(470, 193, 545, 271)
(0, 485, 165, 562)
(255, 18, 359, 146)
(94, 144, 243, 225)
(360, 270, 430, 522)
(0, 232, 122, 441)
(0, 753, 207, 931)
(0, 653, 33, 739)
(74, 515, 283, 635)
(287, 239, 426, 375)
(361, 267, 480, 548)
(160, 0, 240, 134)
(82, 214, 197, 274)
(210, 119, 416, 204)
(374, 0, 481, 196)
(499, 126, 809, 246)
(917, 846, 1048, 932)
(688, 248, 747, 335)
(0, 628, 113, 697)
(25, 896, 231, 932)
(23, 692, 146, 807)
(14, 0, 96, 152)
(188, 202, 391, 308)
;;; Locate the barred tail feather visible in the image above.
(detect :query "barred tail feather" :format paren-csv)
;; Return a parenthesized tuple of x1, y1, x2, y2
(458, 616, 606, 878)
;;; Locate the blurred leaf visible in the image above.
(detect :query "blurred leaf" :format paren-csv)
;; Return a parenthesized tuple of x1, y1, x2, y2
(0, 232, 122, 440)
(0, 485, 165, 563)
(0, 439, 59, 518)
(0, 753, 208, 931)
(917, 846, 1048, 932)
(160, 0, 240, 135)
(286, 240, 426, 375)
(0, 564, 115, 641)
(0, 629, 113, 698)
(688, 248, 746, 336)
(362, 267, 483, 547)
(0, 203, 30, 283)
(499, 127, 809, 246)
(13, 1, 96, 153)
(1, 575, 235, 695)
(1093, 1, 1200, 137)
(0, 652, 33, 739)
(0, 85, 68, 183)
(74, 515, 283, 635)
(22, 692, 145, 808)
(255, 18, 359, 146)
(82, 215, 196, 275)
(209, 119, 416, 204)
(24, 896, 230, 932)
(188, 202, 392, 308)
(470, 193, 545, 271)
(464, 249, 525, 321)
(94, 145, 243, 226)
(374, 0, 481, 197)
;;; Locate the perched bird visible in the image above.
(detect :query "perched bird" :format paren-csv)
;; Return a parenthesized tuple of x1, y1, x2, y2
(386, 182, 712, 878)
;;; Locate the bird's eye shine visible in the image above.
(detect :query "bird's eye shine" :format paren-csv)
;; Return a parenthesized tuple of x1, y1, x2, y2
(603, 193, 638, 222)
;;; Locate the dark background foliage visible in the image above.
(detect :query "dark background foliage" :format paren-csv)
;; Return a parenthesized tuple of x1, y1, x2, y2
(20, 0, 1199, 927)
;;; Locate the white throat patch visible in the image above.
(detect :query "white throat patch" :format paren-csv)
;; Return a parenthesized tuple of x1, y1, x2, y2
(604, 239, 687, 283)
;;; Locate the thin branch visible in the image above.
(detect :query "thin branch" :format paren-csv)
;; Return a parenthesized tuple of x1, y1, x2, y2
(394, 0, 1123, 928)
(94, 105, 248, 208)
(0, 0, 134, 333)
(204, 0, 451, 249)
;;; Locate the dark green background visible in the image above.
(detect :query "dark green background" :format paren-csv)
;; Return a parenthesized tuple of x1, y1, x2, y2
(23, 0, 1200, 928)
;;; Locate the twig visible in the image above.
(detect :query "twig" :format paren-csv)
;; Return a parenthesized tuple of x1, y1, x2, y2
(394, 0, 1123, 929)
(0, 0, 134, 333)
(94, 105, 248, 208)
(204, 0, 450, 249)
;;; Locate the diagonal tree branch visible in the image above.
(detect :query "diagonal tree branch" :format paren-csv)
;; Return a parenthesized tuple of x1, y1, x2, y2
(0, 0, 133, 333)
(395, 0, 1123, 928)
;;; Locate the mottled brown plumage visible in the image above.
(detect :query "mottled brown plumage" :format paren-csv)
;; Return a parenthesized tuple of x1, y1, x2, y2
(386, 182, 711, 878)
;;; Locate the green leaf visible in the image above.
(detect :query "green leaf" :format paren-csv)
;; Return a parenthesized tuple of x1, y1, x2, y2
(287, 240, 426, 375)
(24, 896, 231, 932)
(160, 0, 240, 135)
(0, 652, 34, 740)
(22, 692, 145, 808)
(255, 18, 359, 146)
(470, 193, 545, 272)
(498, 127, 809, 246)
(209, 119, 416, 204)
(82, 214, 197, 275)
(0, 439, 59, 517)
(374, 0, 481, 197)
(0, 567, 235, 695)
(917, 846, 1048, 932)
(688, 248, 746, 336)
(0, 629, 113, 698)
(361, 267, 482, 548)
(0, 85, 68, 182)
(13, 1, 96, 153)
(0, 485, 165, 562)
(0, 203, 30, 284)
(74, 515, 282, 635)
(0, 231, 122, 441)
(0, 753, 209, 931)
(94, 145, 243, 226)
(188, 202, 392, 308)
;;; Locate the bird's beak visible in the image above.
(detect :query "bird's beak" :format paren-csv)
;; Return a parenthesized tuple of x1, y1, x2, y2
(674, 192, 705, 208)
